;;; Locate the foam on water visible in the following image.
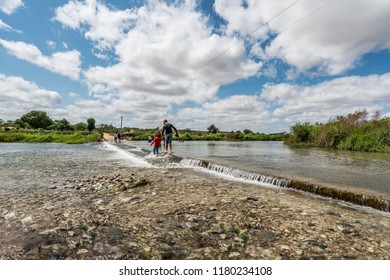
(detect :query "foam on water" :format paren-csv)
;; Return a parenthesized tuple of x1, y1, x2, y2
(102, 141, 153, 167)
(99, 142, 390, 213)
(179, 158, 287, 189)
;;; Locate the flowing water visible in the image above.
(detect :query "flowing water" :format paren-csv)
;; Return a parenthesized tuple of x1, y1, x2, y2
(0, 142, 149, 194)
(127, 140, 390, 197)
(1, 141, 390, 200)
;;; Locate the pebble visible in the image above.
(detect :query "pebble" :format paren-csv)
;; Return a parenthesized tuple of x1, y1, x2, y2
(0, 167, 389, 260)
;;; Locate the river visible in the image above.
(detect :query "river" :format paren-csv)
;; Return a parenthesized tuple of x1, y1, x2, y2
(1, 141, 390, 199)
(127, 140, 390, 197)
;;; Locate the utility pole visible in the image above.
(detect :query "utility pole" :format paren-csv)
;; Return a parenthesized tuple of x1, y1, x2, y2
(120, 115, 123, 133)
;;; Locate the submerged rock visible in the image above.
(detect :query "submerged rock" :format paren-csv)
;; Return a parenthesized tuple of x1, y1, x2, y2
(0, 167, 389, 260)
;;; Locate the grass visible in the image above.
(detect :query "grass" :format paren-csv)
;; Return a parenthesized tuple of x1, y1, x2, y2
(0, 130, 102, 144)
(284, 110, 390, 152)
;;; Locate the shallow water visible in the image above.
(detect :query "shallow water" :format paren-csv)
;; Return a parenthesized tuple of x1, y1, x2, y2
(1, 141, 390, 198)
(128, 140, 390, 196)
(0, 142, 143, 192)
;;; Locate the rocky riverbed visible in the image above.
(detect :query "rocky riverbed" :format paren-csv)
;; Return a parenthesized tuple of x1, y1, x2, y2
(1, 166, 389, 260)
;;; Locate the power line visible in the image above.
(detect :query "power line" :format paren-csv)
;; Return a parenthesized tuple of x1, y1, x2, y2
(166, 0, 301, 92)
(279, 0, 337, 34)
(188, 0, 338, 85)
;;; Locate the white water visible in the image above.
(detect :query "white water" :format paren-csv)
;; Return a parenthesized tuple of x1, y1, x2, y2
(102, 141, 153, 168)
(128, 140, 390, 196)
(179, 158, 289, 188)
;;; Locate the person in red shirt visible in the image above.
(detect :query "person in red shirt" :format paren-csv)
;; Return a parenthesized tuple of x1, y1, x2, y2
(150, 131, 164, 156)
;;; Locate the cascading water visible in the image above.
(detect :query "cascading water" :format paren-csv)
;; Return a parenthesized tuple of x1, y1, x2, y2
(179, 158, 290, 188)
(109, 141, 390, 212)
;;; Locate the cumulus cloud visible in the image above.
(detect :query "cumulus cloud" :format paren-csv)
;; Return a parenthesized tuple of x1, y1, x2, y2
(3, 0, 387, 133)
(177, 95, 272, 131)
(215, 0, 390, 76)
(261, 73, 390, 124)
(53, 0, 136, 50)
(0, 74, 62, 119)
(0, 0, 23, 15)
(0, 39, 81, 80)
(74, 0, 261, 115)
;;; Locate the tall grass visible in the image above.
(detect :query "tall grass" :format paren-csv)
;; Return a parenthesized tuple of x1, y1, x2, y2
(285, 110, 390, 152)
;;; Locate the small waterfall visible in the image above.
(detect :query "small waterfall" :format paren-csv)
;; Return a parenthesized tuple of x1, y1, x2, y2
(108, 142, 390, 213)
(179, 158, 207, 168)
(179, 156, 390, 212)
(180, 158, 290, 188)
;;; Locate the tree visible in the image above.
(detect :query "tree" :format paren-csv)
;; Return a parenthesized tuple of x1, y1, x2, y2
(87, 118, 96, 131)
(73, 122, 88, 131)
(51, 119, 73, 131)
(20, 110, 53, 129)
(243, 129, 253, 134)
(14, 118, 27, 129)
(207, 124, 219, 134)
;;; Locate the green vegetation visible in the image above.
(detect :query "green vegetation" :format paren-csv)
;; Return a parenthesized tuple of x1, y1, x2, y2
(207, 124, 219, 134)
(285, 110, 390, 152)
(0, 110, 101, 144)
(87, 118, 96, 131)
(1, 110, 283, 143)
(20, 110, 53, 129)
(127, 127, 284, 141)
(0, 130, 102, 144)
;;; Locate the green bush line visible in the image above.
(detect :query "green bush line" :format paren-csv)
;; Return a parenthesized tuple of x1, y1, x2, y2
(129, 128, 284, 141)
(0, 131, 102, 144)
(284, 110, 390, 152)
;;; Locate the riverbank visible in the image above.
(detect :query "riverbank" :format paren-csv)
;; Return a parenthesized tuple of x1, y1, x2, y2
(285, 110, 390, 153)
(1, 165, 389, 260)
(0, 130, 102, 144)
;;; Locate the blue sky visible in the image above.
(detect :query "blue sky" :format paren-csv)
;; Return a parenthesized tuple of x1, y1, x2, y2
(1, 0, 390, 133)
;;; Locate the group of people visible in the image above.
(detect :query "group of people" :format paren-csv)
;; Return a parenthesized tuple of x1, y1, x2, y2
(149, 119, 179, 156)
(114, 131, 122, 143)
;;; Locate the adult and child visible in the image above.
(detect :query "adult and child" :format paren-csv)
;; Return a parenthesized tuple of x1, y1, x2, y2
(150, 119, 179, 156)
(112, 119, 179, 156)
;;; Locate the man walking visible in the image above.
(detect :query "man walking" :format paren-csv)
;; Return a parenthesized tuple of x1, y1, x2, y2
(162, 119, 179, 154)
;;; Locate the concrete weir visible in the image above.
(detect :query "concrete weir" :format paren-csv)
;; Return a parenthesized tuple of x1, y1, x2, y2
(179, 157, 390, 212)
(115, 142, 390, 213)
(289, 180, 390, 212)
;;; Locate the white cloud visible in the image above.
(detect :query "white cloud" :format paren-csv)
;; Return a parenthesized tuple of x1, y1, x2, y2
(3, 0, 384, 133)
(53, 0, 136, 50)
(51, 0, 264, 127)
(0, 0, 23, 15)
(47, 40, 56, 49)
(215, 0, 390, 76)
(177, 95, 272, 131)
(261, 73, 390, 124)
(0, 19, 22, 33)
(0, 39, 81, 80)
(0, 74, 62, 119)
(77, 0, 260, 115)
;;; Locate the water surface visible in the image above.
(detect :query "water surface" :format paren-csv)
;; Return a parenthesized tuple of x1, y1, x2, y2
(129, 140, 390, 196)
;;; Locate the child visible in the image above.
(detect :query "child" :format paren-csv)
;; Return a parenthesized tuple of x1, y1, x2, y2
(150, 131, 164, 156)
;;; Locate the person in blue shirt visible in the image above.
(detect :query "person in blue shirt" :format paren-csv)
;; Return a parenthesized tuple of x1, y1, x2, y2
(161, 119, 179, 154)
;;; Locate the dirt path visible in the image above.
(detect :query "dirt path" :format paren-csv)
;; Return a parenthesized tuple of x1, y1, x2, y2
(102, 133, 114, 141)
